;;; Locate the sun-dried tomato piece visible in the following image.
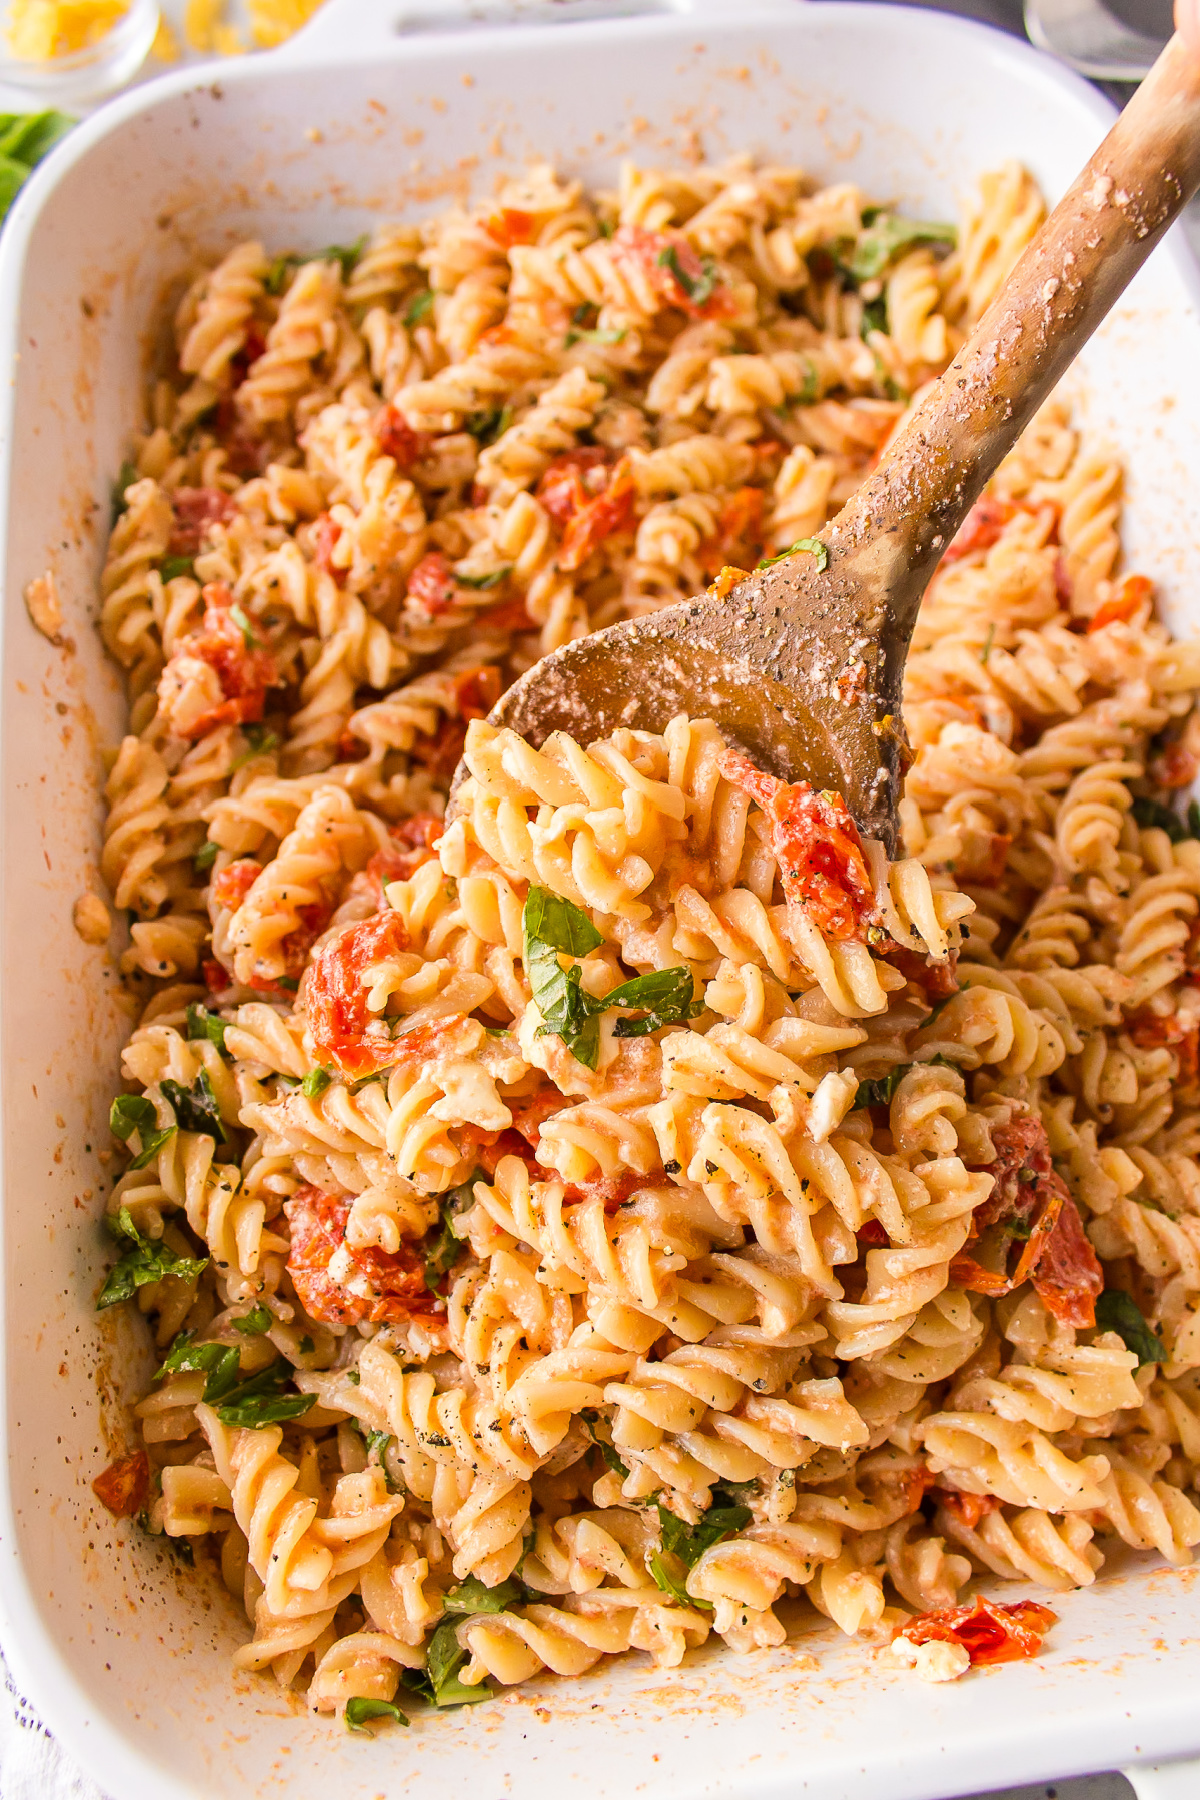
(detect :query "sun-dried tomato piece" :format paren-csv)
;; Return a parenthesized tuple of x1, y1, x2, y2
(856, 1219, 890, 1247)
(610, 225, 735, 320)
(411, 717, 469, 781)
(312, 511, 345, 586)
(1149, 742, 1199, 789)
(478, 595, 537, 633)
(1033, 1190, 1104, 1328)
(485, 207, 535, 248)
(406, 551, 461, 617)
(203, 957, 229, 995)
(894, 1595, 1057, 1667)
(719, 747, 878, 942)
(455, 1091, 567, 1177)
(305, 912, 413, 1075)
(373, 404, 430, 469)
(1087, 572, 1153, 633)
(537, 447, 613, 525)
(363, 814, 445, 906)
(936, 1489, 1002, 1530)
(557, 457, 637, 573)
(210, 858, 261, 912)
(164, 583, 279, 738)
(169, 487, 237, 557)
(284, 1183, 439, 1328)
(93, 1449, 150, 1518)
(453, 664, 502, 722)
(883, 943, 960, 1000)
(941, 495, 1016, 565)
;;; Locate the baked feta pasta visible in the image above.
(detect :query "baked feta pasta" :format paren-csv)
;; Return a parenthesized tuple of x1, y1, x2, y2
(88, 156, 1200, 1724)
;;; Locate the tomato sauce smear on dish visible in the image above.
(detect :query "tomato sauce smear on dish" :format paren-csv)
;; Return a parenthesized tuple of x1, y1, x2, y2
(719, 747, 878, 941)
(893, 1596, 1058, 1667)
(284, 1184, 440, 1328)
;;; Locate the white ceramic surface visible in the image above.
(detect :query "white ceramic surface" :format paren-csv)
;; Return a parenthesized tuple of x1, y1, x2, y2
(0, 3, 1199, 1796)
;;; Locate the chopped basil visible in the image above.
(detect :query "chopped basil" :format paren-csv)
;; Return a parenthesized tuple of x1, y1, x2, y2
(344, 1696, 408, 1732)
(403, 288, 435, 327)
(581, 1409, 629, 1477)
(158, 555, 195, 583)
(299, 1335, 315, 1355)
(843, 215, 956, 283)
(441, 1574, 525, 1616)
(155, 1330, 242, 1402)
(110, 1093, 155, 1141)
(423, 1175, 477, 1292)
(186, 1004, 229, 1054)
(194, 839, 219, 873)
(608, 965, 701, 1037)
(420, 1621, 491, 1707)
(860, 294, 888, 338)
(302, 1066, 332, 1099)
(757, 537, 829, 573)
(648, 1550, 697, 1609)
(214, 1358, 316, 1428)
(346, 1368, 361, 1386)
(364, 1427, 392, 1460)
(1131, 795, 1198, 843)
(1095, 1289, 1161, 1366)
(854, 1065, 912, 1109)
(112, 459, 139, 521)
(161, 1069, 229, 1144)
(452, 566, 510, 589)
(523, 886, 605, 1070)
(231, 724, 280, 771)
(235, 1302, 273, 1335)
(656, 244, 719, 307)
(266, 237, 367, 296)
(648, 1497, 751, 1611)
(463, 406, 512, 444)
(229, 604, 258, 648)
(97, 1210, 208, 1310)
(566, 325, 627, 347)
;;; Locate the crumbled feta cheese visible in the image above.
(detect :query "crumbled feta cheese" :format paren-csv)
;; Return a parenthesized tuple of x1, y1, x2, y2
(889, 1635, 971, 1683)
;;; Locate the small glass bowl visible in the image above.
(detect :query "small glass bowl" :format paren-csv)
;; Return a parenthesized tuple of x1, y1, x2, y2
(0, 0, 160, 108)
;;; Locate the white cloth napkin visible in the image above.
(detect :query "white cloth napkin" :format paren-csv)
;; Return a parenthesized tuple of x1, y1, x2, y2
(0, 1652, 109, 1800)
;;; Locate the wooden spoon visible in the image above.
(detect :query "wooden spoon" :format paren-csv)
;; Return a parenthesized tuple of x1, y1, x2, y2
(466, 32, 1200, 853)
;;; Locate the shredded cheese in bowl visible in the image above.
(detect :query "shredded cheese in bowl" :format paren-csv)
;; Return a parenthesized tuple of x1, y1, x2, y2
(6, 0, 129, 59)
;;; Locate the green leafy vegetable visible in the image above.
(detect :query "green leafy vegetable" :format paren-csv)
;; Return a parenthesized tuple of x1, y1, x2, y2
(757, 537, 829, 573)
(581, 1409, 629, 1477)
(854, 1064, 912, 1109)
(422, 1175, 478, 1292)
(452, 566, 511, 590)
(231, 724, 280, 772)
(158, 555, 195, 583)
(299, 1335, 315, 1355)
(566, 325, 627, 347)
(441, 1574, 525, 1616)
(843, 215, 956, 282)
(160, 1069, 229, 1144)
(608, 965, 701, 1038)
(265, 237, 367, 297)
(1096, 1289, 1161, 1366)
(344, 1696, 408, 1732)
(229, 603, 258, 648)
(648, 1550, 695, 1609)
(656, 244, 719, 307)
(648, 1497, 752, 1610)
(463, 406, 512, 444)
(264, 253, 293, 296)
(214, 1358, 316, 1428)
(401, 1621, 492, 1708)
(302, 1066, 332, 1099)
(522, 886, 605, 1069)
(1131, 795, 1194, 843)
(0, 111, 73, 224)
(96, 1209, 208, 1310)
(236, 1302, 273, 1335)
(860, 294, 888, 338)
(186, 1004, 229, 1054)
(403, 288, 435, 327)
(109, 1093, 176, 1169)
(194, 840, 219, 873)
(112, 459, 139, 521)
(155, 1330, 242, 1402)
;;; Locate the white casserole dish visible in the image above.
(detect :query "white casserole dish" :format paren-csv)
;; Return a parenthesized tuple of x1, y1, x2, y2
(1, 2, 1200, 1794)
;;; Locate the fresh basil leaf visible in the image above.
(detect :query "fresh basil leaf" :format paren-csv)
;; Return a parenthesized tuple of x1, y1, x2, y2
(657, 1499, 751, 1567)
(97, 1233, 209, 1310)
(158, 555, 195, 583)
(844, 215, 956, 282)
(0, 110, 73, 167)
(194, 839, 219, 873)
(215, 1387, 315, 1429)
(127, 1124, 178, 1171)
(155, 1332, 242, 1402)
(110, 1093, 155, 1141)
(236, 1302, 273, 1335)
(441, 1574, 524, 1616)
(264, 252, 294, 296)
(523, 887, 604, 958)
(186, 1004, 229, 1053)
(581, 1409, 629, 1477)
(161, 1069, 229, 1144)
(302, 1066, 332, 1099)
(656, 244, 719, 306)
(463, 406, 512, 445)
(1095, 1289, 1161, 1366)
(648, 1548, 703, 1610)
(757, 536, 829, 573)
(565, 326, 627, 347)
(422, 1621, 491, 1707)
(324, 235, 368, 277)
(1131, 795, 1191, 843)
(344, 1696, 408, 1733)
(522, 887, 606, 1069)
(860, 294, 888, 338)
(855, 1064, 912, 1110)
(452, 566, 510, 590)
(229, 603, 258, 648)
(364, 1427, 391, 1459)
(607, 965, 700, 1037)
(404, 288, 435, 327)
(231, 724, 280, 771)
(112, 459, 139, 521)
(106, 1205, 143, 1245)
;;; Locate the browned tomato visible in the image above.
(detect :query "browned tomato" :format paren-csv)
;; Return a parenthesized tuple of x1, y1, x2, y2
(893, 1595, 1057, 1666)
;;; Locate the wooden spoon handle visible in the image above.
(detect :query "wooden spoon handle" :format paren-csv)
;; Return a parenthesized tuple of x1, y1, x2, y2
(832, 31, 1200, 613)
